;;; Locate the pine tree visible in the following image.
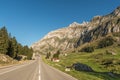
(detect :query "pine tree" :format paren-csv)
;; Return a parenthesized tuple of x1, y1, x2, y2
(7, 37, 18, 58)
(53, 50, 60, 59)
(22, 46, 33, 60)
(46, 52, 51, 59)
(0, 27, 9, 54)
(11, 37, 18, 58)
(17, 43, 23, 55)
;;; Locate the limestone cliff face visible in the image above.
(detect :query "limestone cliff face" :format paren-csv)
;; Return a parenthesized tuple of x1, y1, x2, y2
(77, 6, 120, 46)
(32, 22, 88, 53)
(32, 6, 120, 53)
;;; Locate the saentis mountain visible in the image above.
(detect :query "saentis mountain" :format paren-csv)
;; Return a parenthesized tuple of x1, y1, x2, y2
(32, 6, 120, 54)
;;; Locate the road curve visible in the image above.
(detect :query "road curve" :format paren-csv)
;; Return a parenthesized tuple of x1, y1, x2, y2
(0, 57, 77, 80)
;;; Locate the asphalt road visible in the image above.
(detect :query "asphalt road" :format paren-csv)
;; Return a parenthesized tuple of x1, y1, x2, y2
(0, 57, 77, 80)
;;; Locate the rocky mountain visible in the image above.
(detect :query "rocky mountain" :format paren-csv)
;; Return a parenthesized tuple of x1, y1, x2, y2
(76, 6, 120, 46)
(32, 22, 89, 53)
(32, 6, 120, 54)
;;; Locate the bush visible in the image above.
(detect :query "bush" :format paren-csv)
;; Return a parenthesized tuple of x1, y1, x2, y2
(80, 46, 94, 53)
(101, 58, 120, 66)
(45, 52, 51, 59)
(100, 58, 120, 74)
(105, 50, 112, 55)
(101, 59, 113, 66)
(118, 44, 120, 46)
(98, 36, 114, 48)
(52, 50, 60, 59)
(72, 62, 93, 72)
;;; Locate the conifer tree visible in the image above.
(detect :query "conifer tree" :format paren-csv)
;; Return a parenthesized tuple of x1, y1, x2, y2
(0, 27, 9, 54)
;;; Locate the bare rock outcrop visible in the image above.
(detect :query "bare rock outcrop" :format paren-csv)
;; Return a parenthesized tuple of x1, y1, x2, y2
(32, 6, 120, 54)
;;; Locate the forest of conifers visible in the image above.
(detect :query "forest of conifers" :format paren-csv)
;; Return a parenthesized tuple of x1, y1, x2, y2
(0, 27, 33, 60)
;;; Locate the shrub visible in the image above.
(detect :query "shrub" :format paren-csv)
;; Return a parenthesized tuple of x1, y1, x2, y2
(118, 44, 120, 46)
(80, 46, 94, 53)
(98, 36, 114, 48)
(105, 50, 112, 55)
(45, 52, 51, 59)
(72, 62, 93, 72)
(52, 50, 60, 59)
(101, 59, 113, 66)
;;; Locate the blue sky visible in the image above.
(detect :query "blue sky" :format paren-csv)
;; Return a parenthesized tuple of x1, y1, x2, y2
(0, 0, 120, 46)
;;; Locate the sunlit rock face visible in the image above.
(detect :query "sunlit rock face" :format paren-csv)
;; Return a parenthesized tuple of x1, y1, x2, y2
(32, 21, 88, 53)
(32, 6, 120, 54)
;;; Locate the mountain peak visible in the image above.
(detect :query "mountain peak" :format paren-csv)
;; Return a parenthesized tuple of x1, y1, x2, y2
(80, 21, 89, 26)
(112, 6, 120, 16)
(69, 21, 88, 27)
(69, 22, 80, 27)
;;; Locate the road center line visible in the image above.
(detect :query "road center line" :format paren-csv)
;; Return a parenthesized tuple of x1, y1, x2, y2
(39, 75, 41, 80)
(39, 60, 41, 80)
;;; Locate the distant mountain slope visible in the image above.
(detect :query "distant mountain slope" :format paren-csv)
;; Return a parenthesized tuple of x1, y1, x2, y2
(32, 22, 89, 53)
(32, 6, 120, 54)
(76, 6, 120, 46)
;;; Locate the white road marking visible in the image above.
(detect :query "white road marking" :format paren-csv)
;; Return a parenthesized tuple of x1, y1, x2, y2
(39, 61, 41, 80)
(39, 75, 41, 80)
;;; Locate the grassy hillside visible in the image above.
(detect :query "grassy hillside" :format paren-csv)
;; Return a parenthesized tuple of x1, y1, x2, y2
(43, 44, 120, 80)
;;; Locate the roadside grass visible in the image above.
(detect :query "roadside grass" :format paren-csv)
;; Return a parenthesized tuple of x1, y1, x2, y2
(42, 45, 120, 80)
